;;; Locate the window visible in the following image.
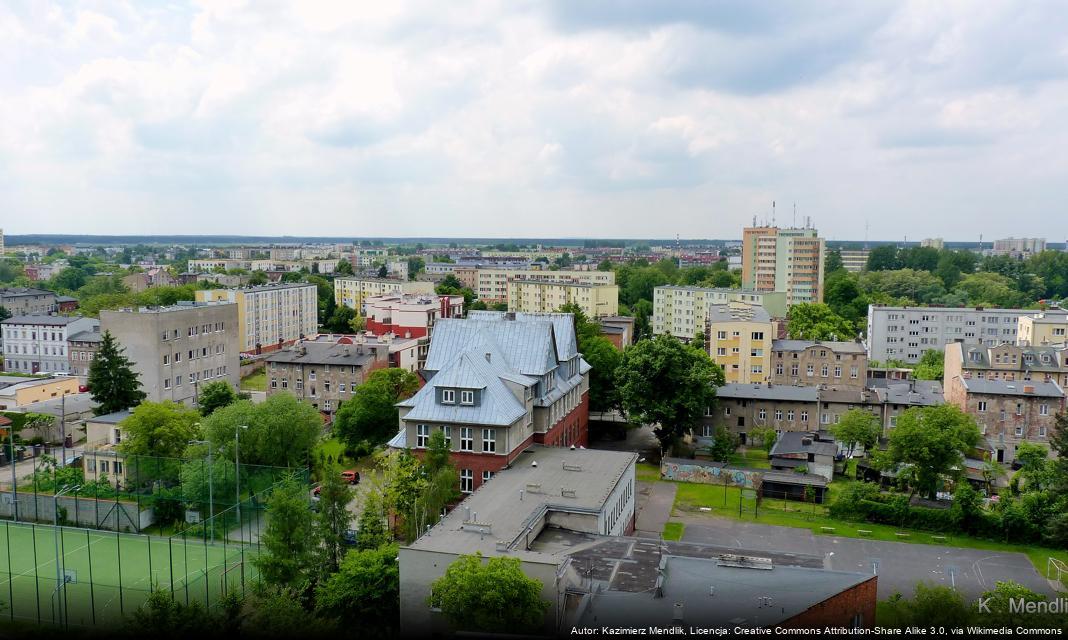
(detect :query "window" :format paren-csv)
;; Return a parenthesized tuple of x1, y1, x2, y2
(758, 408, 767, 420)
(1016, 403, 1023, 416)
(775, 364, 784, 375)
(850, 366, 858, 378)
(834, 366, 842, 378)
(775, 409, 783, 421)
(176, 375, 183, 386)
(751, 332, 764, 340)
(460, 390, 474, 405)
(163, 354, 170, 366)
(820, 365, 829, 377)
(482, 429, 496, 453)
(1015, 426, 1024, 437)
(416, 424, 430, 448)
(1040, 404, 1049, 416)
(482, 470, 494, 483)
(460, 427, 473, 451)
(309, 370, 316, 381)
(441, 426, 452, 448)
(800, 411, 808, 422)
(460, 469, 473, 493)
(787, 410, 794, 421)
(164, 378, 171, 390)
(339, 383, 346, 393)
(724, 407, 731, 417)
(977, 401, 987, 412)
(114, 461, 123, 474)
(806, 364, 814, 377)
(791, 364, 799, 376)
(717, 331, 727, 340)
(442, 389, 455, 404)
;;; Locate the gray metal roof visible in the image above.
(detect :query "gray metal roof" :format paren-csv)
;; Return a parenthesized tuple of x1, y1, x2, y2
(68, 330, 103, 343)
(265, 341, 383, 366)
(762, 471, 829, 487)
(0, 287, 56, 298)
(2, 314, 87, 326)
(401, 353, 528, 426)
(87, 409, 133, 425)
(772, 339, 866, 354)
(770, 431, 838, 458)
(425, 317, 560, 376)
(960, 378, 1064, 398)
(573, 555, 873, 628)
(876, 380, 944, 406)
(718, 383, 819, 402)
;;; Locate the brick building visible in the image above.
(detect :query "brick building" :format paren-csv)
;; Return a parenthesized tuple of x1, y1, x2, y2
(945, 341, 1068, 389)
(363, 293, 464, 340)
(770, 340, 868, 389)
(944, 376, 1065, 464)
(265, 338, 391, 415)
(67, 327, 103, 378)
(391, 311, 590, 494)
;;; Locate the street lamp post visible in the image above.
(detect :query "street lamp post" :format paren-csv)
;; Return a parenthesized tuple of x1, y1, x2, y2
(189, 438, 214, 543)
(234, 426, 248, 541)
(53, 483, 81, 629)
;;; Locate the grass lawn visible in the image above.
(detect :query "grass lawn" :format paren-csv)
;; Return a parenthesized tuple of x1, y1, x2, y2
(240, 370, 267, 392)
(668, 478, 1068, 585)
(662, 522, 685, 541)
(728, 447, 771, 469)
(636, 462, 661, 483)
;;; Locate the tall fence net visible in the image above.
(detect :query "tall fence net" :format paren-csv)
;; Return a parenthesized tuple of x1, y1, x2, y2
(0, 451, 308, 629)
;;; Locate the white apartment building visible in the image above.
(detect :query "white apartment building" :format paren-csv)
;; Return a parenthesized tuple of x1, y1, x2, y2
(1, 315, 98, 374)
(334, 277, 435, 311)
(866, 305, 1032, 365)
(473, 269, 614, 303)
(992, 237, 1046, 258)
(653, 286, 788, 340)
(195, 283, 318, 354)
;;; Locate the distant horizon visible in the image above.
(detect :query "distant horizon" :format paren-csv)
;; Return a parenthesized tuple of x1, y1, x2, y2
(3, 233, 1065, 251)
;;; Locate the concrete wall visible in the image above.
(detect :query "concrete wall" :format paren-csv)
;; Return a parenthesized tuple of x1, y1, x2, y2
(661, 460, 761, 489)
(0, 491, 150, 532)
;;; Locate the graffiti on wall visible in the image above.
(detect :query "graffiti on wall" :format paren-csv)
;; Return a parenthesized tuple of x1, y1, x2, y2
(661, 460, 762, 489)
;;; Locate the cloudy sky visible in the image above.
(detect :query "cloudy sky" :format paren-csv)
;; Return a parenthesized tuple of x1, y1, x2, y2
(2, 1, 1067, 240)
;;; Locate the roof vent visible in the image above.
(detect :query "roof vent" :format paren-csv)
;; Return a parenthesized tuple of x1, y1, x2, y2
(485, 352, 492, 363)
(560, 488, 577, 498)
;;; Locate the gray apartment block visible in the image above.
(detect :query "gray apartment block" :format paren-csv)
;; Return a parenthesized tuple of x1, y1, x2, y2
(100, 302, 240, 406)
(1, 315, 97, 374)
(0, 288, 59, 316)
(866, 305, 1031, 365)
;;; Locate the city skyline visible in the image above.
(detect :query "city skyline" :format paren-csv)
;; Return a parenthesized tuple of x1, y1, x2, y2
(3, 2, 1068, 239)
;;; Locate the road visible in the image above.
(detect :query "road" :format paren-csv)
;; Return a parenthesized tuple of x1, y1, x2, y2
(673, 514, 1057, 600)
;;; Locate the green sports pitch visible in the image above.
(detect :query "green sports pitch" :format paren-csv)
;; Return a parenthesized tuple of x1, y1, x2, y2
(0, 521, 258, 628)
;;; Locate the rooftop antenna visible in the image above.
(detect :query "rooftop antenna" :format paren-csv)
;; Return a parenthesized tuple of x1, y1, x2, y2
(676, 233, 682, 269)
(864, 220, 870, 249)
(772, 201, 776, 227)
(792, 203, 797, 228)
(752, 215, 757, 227)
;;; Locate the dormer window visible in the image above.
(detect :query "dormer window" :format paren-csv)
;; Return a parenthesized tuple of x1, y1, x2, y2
(460, 390, 474, 405)
(442, 389, 455, 404)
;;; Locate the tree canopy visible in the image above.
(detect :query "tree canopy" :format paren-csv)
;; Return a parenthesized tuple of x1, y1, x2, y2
(117, 401, 202, 458)
(429, 553, 550, 633)
(88, 331, 147, 415)
(830, 409, 881, 457)
(786, 303, 855, 341)
(198, 380, 238, 416)
(333, 368, 420, 450)
(202, 394, 321, 467)
(616, 334, 723, 447)
(879, 405, 981, 499)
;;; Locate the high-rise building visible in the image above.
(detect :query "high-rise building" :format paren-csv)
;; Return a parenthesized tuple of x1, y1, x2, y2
(741, 226, 825, 305)
(920, 238, 944, 249)
(195, 283, 318, 354)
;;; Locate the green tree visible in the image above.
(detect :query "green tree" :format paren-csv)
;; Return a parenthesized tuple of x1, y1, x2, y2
(1049, 412, 1068, 497)
(203, 395, 321, 468)
(751, 427, 777, 453)
(823, 270, 868, 328)
(880, 405, 981, 499)
(333, 369, 420, 449)
(248, 270, 269, 286)
(355, 490, 391, 551)
(125, 588, 218, 638)
(335, 259, 354, 276)
(786, 303, 855, 340)
(824, 249, 845, 274)
(582, 335, 623, 412)
(912, 349, 944, 381)
(830, 409, 881, 457)
(1014, 442, 1051, 491)
(859, 269, 946, 304)
(88, 331, 147, 415)
(706, 425, 739, 462)
(616, 334, 723, 448)
(117, 401, 201, 458)
(315, 464, 353, 577)
(865, 245, 902, 272)
(179, 454, 236, 519)
(878, 583, 972, 628)
(949, 482, 983, 534)
(315, 543, 400, 628)
(377, 265, 388, 278)
(430, 553, 550, 633)
(325, 305, 356, 334)
(242, 586, 337, 637)
(198, 380, 238, 416)
(253, 474, 316, 589)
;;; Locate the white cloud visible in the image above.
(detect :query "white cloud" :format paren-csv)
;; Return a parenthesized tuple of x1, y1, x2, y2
(1, 0, 1068, 240)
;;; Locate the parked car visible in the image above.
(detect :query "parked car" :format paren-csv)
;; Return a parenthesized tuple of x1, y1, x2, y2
(341, 470, 360, 485)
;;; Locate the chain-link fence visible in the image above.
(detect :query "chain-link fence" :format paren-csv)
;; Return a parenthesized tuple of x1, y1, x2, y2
(0, 451, 309, 629)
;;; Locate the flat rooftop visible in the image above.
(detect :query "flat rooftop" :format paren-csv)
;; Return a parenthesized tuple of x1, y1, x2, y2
(573, 554, 873, 628)
(407, 445, 636, 558)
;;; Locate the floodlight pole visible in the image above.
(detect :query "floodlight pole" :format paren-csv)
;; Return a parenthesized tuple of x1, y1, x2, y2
(189, 438, 214, 543)
(53, 484, 80, 629)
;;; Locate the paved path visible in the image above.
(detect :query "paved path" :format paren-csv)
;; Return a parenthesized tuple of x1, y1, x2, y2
(675, 514, 1056, 600)
(634, 481, 675, 538)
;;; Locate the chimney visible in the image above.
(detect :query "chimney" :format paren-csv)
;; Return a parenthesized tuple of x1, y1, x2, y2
(485, 352, 492, 363)
(801, 437, 812, 446)
(1024, 385, 1035, 394)
(672, 603, 684, 623)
